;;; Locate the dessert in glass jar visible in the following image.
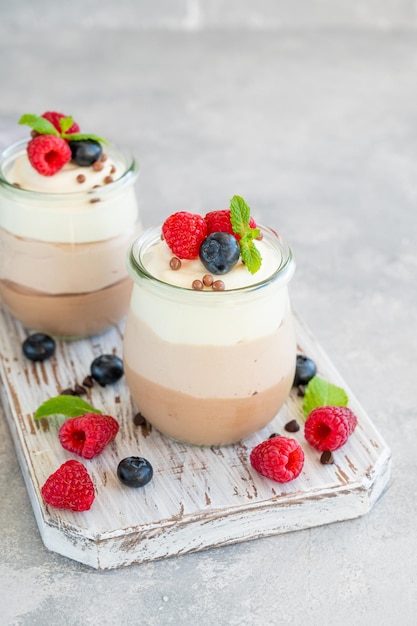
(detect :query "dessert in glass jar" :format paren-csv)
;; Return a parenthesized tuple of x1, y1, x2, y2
(0, 111, 140, 338)
(123, 196, 296, 446)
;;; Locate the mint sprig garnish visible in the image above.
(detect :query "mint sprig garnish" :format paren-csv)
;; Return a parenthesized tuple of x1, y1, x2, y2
(19, 114, 59, 136)
(230, 195, 262, 274)
(302, 376, 349, 416)
(19, 113, 108, 145)
(34, 395, 102, 420)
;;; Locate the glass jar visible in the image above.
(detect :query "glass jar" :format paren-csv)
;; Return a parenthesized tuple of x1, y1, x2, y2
(123, 225, 297, 446)
(0, 139, 140, 338)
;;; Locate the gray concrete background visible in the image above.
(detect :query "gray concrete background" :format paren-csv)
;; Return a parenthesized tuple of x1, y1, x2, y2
(0, 2, 416, 625)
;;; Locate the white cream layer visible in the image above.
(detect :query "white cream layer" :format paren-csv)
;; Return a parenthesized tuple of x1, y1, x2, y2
(7, 153, 124, 193)
(0, 149, 138, 243)
(142, 237, 281, 290)
(128, 236, 293, 345)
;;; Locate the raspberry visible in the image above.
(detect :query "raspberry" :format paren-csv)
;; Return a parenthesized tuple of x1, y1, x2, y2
(27, 134, 71, 176)
(58, 413, 119, 460)
(42, 110, 80, 134)
(41, 460, 95, 511)
(162, 212, 207, 259)
(304, 406, 358, 452)
(205, 209, 257, 240)
(250, 436, 305, 483)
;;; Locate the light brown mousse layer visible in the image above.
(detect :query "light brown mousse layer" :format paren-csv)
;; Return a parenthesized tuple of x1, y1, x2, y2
(0, 277, 132, 338)
(124, 362, 295, 446)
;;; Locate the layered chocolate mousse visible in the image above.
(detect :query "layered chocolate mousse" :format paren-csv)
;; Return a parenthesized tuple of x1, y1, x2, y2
(123, 198, 296, 446)
(0, 112, 140, 337)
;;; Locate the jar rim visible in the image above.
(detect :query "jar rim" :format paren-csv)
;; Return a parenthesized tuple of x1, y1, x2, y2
(0, 138, 139, 200)
(127, 224, 295, 295)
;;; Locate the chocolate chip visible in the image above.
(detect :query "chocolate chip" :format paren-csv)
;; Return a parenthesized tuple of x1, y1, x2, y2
(212, 280, 225, 291)
(74, 384, 87, 396)
(169, 257, 181, 270)
(192, 279, 204, 290)
(133, 412, 146, 426)
(268, 432, 281, 439)
(76, 174, 86, 184)
(61, 388, 76, 396)
(320, 450, 334, 465)
(284, 419, 300, 433)
(203, 274, 213, 287)
(297, 385, 306, 397)
(82, 375, 94, 388)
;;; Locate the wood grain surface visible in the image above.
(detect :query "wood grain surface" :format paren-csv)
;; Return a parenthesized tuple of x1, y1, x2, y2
(0, 308, 391, 570)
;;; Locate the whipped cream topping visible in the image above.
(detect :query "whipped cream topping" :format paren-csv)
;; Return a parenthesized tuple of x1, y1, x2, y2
(6, 152, 123, 193)
(128, 227, 295, 345)
(0, 141, 138, 243)
(142, 237, 281, 291)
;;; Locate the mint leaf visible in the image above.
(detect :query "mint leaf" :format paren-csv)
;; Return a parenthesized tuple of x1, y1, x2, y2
(302, 376, 349, 416)
(240, 240, 262, 274)
(230, 195, 250, 235)
(62, 132, 108, 145)
(229, 195, 262, 274)
(34, 395, 102, 420)
(18, 114, 59, 136)
(59, 115, 75, 134)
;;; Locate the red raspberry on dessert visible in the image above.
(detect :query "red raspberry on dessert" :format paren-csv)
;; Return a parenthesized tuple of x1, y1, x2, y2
(41, 460, 95, 511)
(58, 413, 119, 459)
(304, 406, 358, 452)
(250, 436, 305, 483)
(205, 209, 257, 240)
(162, 211, 207, 259)
(27, 134, 71, 176)
(42, 110, 80, 134)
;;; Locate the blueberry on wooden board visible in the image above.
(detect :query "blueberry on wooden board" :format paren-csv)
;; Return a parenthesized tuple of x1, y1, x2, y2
(117, 457, 153, 488)
(22, 333, 56, 362)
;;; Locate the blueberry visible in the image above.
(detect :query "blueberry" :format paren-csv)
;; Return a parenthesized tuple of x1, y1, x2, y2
(68, 140, 102, 166)
(117, 457, 153, 488)
(293, 354, 317, 387)
(22, 333, 56, 362)
(199, 232, 240, 275)
(90, 354, 124, 386)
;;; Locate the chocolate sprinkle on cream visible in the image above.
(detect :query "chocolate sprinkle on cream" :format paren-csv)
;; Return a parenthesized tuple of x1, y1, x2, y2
(169, 257, 181, 270)
(192, 279, 204, 291)
(203, 274, 214, 286)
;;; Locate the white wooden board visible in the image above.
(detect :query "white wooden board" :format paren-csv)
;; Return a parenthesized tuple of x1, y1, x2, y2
(0, 307, 391, 570)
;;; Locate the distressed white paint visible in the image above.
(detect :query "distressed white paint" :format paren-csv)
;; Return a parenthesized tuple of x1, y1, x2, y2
(0, 308, 391, 570)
